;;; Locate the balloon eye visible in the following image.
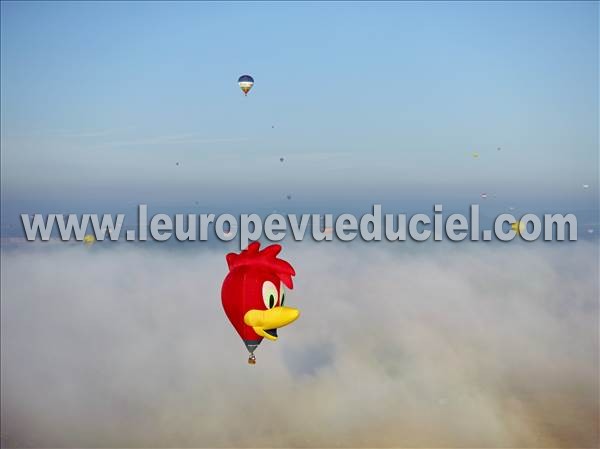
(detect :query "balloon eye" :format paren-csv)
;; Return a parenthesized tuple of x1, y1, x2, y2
(279, 283, 285, 306)
(262, 281, 278, 309)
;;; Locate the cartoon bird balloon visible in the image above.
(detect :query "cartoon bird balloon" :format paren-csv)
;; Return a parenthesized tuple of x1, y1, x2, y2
(221, 242, 299, 364)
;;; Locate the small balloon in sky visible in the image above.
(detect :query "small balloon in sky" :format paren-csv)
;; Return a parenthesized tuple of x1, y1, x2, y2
(472, 152, 479, 159)
(511, 221, 526, 235)
(272, 125, 275, 129)
(176, 162, 180, 166)
(83, 234, 96, 245)
(280, 157, 284, 163)
(286, 194, 292, 200)
(238, 75, 254, 96)
(497, 147, 501, 151)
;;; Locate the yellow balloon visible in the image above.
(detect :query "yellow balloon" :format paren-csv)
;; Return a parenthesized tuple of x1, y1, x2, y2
(511, 221, 526, 235)
(83, 234, 96, 245)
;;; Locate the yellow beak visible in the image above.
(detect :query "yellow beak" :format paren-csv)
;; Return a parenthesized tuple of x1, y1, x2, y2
(244, 306, 300, 341)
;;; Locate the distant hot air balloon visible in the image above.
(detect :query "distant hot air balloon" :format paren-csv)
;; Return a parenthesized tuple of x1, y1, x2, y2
(511, 221, 526, 235)
(83, 234, 96, 245)
(280, 157, 284, 163)
(472, 152, 480, 159)
(238, 75, 254, 96)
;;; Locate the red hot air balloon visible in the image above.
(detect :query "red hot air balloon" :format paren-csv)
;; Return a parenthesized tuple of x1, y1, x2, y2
(221, 242, 299, 364)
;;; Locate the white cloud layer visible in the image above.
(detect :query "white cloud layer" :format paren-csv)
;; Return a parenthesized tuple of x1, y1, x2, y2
(1, 242, 598, 448)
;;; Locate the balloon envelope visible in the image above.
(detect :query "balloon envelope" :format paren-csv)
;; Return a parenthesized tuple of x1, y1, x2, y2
(238, 75, 254, 95)
(83, 234, 96, 245)
(511, 221, 526, 235)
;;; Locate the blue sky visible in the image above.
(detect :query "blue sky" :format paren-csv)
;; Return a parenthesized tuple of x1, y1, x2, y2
(1, 1, 598, 220)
